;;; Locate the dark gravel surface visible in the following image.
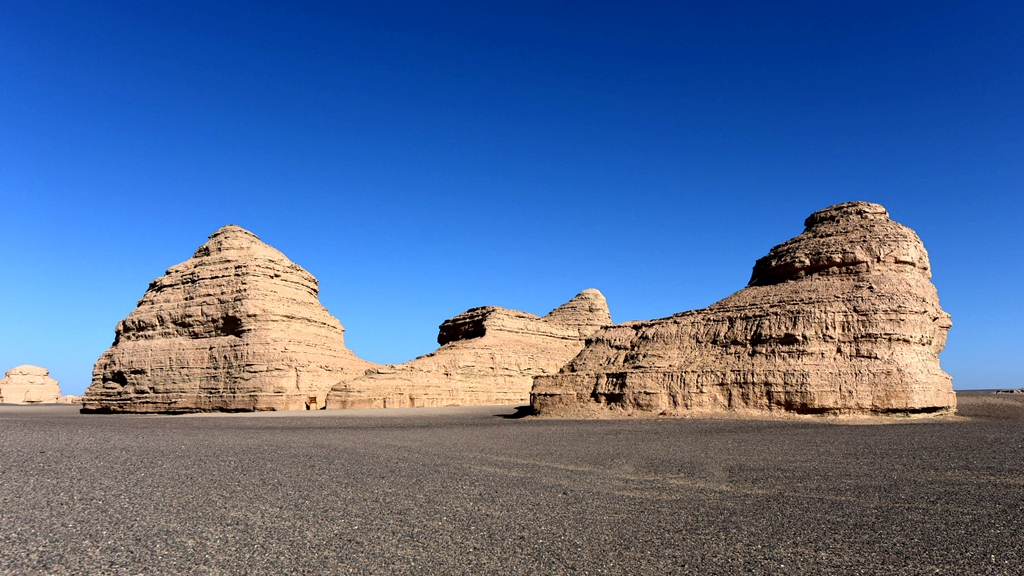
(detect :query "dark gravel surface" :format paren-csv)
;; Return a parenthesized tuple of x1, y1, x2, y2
(2, 393, 1023, 575)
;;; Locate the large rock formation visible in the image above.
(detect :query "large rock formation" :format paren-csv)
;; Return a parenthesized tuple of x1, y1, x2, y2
(82, 225, 372, 413)
(0, 365, 62, 404)
(532, 202, 955, 417)
(327, 289, 612, 408)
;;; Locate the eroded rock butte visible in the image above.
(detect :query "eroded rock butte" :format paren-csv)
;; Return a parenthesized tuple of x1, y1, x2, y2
(82, 225, 371, 413)
(0, 365, 62, 404)
(531, 201, 955, 417)
(327, 289, 611, 408)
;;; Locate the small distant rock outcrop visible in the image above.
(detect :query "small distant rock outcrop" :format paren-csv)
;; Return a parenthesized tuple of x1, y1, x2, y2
(82, 225, 372, 413)
(0, 365, 62, 404)
(327, 289, 612, 408)
(995, 389, 1024, 395)
(532, 202, 956, 417)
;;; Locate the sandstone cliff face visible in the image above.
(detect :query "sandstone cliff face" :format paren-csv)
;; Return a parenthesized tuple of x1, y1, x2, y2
(327, 289, 611, 408)
(82, 225, 371, 413)
(0, 365, 61, 404)
(532, 202, 955, 417)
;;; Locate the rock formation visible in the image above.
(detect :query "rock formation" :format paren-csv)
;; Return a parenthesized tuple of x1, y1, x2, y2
(0, 365, 62, 404)
(327, 289, 612, 408)
(82, 225, 372, 413)
(531, 202, 955, 417)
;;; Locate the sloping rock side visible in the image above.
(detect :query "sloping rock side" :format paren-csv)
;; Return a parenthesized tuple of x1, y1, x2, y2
(82, 225, 371, 413)
(327, 289, 612, 408)
(531, 202, 955, 417)
(0, 365, 62, 404)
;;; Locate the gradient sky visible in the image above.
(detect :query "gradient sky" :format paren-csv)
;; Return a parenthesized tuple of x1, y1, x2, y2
(2, 1, 1022, 395)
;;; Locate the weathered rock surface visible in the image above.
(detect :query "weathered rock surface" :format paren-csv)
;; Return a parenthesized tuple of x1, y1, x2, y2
(0, 365, 62, 404)
(327, 289, 611, 408)
(82, 225, 372, 413)
(532, 202, 955, 417)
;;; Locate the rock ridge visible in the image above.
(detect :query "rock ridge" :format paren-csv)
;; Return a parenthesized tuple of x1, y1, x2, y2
(327, 289, 612, 408)
(531, 202, 955, 417)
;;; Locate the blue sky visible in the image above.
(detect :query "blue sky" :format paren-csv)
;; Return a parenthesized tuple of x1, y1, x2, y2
(2, 1, 1021, 394)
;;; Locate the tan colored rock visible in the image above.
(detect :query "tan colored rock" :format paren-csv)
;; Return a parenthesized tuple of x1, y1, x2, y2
(82, 225, 372, 413)
(56, 395, 84, 404)
(327, 289, 612, 408)
(532, 202, 955, 417)
(0, 365, 61, 404)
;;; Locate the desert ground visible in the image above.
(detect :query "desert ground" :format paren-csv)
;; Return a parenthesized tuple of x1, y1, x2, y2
(1, 392, 1022, 575)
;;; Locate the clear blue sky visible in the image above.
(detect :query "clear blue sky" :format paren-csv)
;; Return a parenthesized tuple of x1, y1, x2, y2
(2, 1, 1021, 394)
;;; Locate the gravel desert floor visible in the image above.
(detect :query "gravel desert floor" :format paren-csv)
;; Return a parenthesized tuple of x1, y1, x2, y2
(2, 392, 1022, 575)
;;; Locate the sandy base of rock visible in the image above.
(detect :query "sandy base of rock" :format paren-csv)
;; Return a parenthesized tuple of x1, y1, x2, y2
(527, 401, 961, 423)
(62, 390, 1024, 424)
(527, 390, 1023, 423)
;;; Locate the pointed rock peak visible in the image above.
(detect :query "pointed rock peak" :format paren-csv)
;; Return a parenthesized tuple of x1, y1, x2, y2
(804, 201, 888, 229)
(193, 225, 282, 259)
(544, 289, 612, 334)
(210, 224, 260, 240)
(206, 224, 263, 247)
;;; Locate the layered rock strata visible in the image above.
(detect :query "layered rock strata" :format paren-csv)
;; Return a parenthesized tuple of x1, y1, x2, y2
(0, 365, 61, 404)
(83, 225, 372, 413)
(327, 289, 611, 408)
(532, 202, 955, 417)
